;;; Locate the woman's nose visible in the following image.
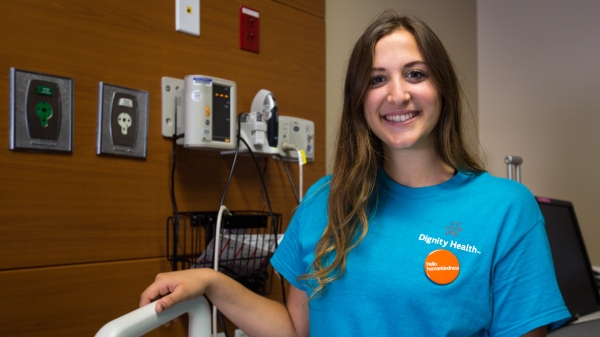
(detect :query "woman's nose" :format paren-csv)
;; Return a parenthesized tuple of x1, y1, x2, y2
(387, 79, 410, 104)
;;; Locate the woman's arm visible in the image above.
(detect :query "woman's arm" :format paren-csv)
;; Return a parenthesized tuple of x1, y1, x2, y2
(140, 268, 307, 337)
(286, 285, 310, 337)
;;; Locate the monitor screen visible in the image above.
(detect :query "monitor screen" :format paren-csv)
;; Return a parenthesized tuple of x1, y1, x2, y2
(212, 83, 232, 143)
(537, 197, 600, 321)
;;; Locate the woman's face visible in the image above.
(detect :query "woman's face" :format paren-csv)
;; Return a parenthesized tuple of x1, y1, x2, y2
(364, 29, 442, 154)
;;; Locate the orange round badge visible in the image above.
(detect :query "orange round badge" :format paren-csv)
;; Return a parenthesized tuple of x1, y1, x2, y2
(424, 249, 460, 285)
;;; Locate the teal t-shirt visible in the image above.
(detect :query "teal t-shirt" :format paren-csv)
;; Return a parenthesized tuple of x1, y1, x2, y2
(271, 169, 570, 336)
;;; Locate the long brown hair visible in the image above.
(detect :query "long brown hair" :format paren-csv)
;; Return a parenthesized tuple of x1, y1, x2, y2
(299, 11, 484, 298)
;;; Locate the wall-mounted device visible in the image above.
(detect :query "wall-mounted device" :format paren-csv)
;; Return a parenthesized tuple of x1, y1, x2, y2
(239, 89, 278, 155)
(161, 75, 237, 151)
(278, 116, 314, 162)
(253, 89, 278, 148)
(97, 82, 149, 159)
(9, 68, 73, 152)
(239, 6, 260, 53)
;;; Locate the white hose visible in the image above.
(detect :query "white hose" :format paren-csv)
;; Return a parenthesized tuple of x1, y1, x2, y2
(213, 205, 230, 337)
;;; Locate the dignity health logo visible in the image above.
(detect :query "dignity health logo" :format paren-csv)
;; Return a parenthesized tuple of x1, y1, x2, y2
(445, 221, 463, 236)
(418, 221, 481, 254)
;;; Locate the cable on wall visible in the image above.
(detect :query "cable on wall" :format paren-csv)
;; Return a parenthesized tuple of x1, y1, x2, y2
(281, 141, 304, 202)
(169, 133, 185, 271)
(277, 154, 299, 205)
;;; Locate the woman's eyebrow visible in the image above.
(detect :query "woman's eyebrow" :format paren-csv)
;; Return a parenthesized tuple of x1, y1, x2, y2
(403, 60, 427, 69)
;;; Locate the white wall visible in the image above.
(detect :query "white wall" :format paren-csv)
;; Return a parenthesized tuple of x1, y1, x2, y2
(478, 0, 600, 264)
(326, 0, 478, 171)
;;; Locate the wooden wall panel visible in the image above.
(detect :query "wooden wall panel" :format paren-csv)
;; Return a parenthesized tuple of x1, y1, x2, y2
(273, 0, 324, 18)
(0, 257, 288, 336)
(0, 0, 324, 335)
(0, 259, 193, 337)
(0, 0, 325, 269)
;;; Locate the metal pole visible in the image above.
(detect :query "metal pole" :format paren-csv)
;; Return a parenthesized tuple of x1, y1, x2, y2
(504, 155, 523, 183)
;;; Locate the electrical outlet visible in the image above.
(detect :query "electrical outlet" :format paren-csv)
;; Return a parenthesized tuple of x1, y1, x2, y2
(176, 0, 200, 36)
(239, 6, 260, 53)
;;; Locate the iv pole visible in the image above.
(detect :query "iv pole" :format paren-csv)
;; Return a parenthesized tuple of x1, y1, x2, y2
(504, 155, 523, 183)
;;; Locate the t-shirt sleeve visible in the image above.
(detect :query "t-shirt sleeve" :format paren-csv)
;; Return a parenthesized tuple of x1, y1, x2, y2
(271, 212, 307, 289)
(489, 218, 571, 336)
(270, 176, 330, 291)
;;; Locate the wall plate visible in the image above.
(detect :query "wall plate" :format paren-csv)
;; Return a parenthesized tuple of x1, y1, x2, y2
(239, 6, 260, 53)
(9, 68, 74, 152)
(176, 0, 200, 36)
(97, 82, 149, 159)
(161, 76, 184, 137)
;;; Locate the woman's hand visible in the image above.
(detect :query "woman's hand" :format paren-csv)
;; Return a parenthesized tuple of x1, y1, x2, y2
(139, 268, 216, 313)
(140, 268, 303, 336)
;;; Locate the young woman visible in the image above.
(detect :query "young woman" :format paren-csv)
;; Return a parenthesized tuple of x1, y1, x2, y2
(140, 11, 570, 336)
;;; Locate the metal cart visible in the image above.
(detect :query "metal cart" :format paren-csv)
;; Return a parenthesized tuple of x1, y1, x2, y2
(166, 210, 283, 296)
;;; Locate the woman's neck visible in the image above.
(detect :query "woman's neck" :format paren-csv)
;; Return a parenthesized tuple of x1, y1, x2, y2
(382, 146, 455, 188)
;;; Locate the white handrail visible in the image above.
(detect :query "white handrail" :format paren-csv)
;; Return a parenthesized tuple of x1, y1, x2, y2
(95, 297, 211, 337)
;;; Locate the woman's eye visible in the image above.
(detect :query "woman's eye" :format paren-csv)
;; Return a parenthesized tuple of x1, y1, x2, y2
(406, 70, 426, 80)
(370, 75, 386, 86)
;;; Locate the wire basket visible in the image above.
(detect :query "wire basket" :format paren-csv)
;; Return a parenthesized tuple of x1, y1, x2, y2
(167, 210, 283, 295)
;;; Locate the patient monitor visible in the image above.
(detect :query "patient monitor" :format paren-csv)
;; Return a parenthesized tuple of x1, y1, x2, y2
(161, 75, 237, 151)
